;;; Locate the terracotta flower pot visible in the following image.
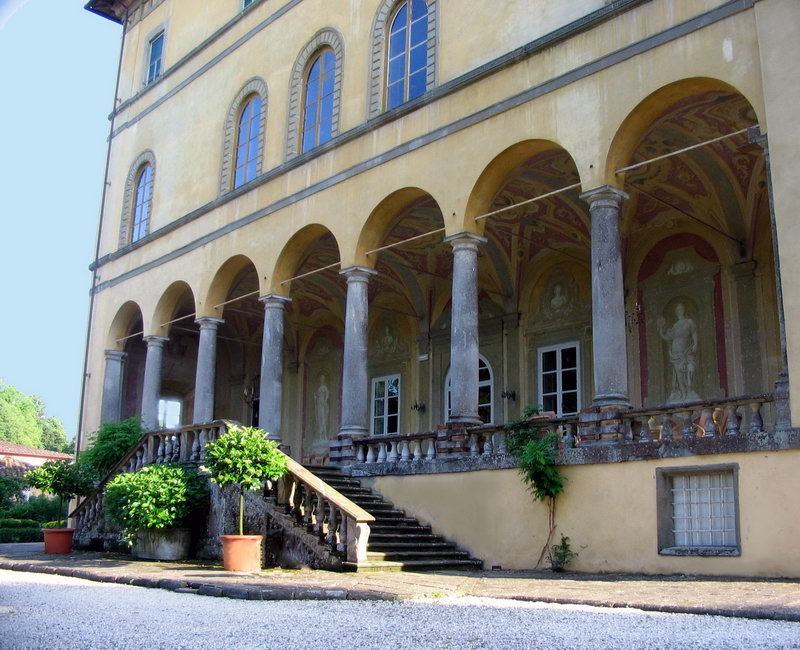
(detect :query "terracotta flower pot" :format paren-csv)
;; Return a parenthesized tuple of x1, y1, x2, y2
(220, 534, 263, 572)
(42, 528, 75, 554)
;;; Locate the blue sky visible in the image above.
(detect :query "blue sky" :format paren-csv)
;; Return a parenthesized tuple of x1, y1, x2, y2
(0, 0, 120, 438)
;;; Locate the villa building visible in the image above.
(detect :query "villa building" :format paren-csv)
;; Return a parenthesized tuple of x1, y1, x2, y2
(78, 0, 800, 576)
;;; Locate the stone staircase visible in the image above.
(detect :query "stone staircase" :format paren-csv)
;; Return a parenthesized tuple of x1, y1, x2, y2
(306, 466, 483, 572)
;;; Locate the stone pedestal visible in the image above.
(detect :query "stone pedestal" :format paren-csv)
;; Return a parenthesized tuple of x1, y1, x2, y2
(577, 406, 626, 444)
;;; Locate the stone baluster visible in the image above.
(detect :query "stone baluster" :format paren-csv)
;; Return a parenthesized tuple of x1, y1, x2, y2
(469, 433, 479, 457)
(191, 432, 201, 462)
(199, 428, 210, 461)
(325, 502, 337, 546)
(482, 433, 493, 456)
(171, 435, 180, 462)
(337, 509, 348, 554)
(314, 493, 325, 536)
(356, 444, 366, 463)
(639, 415, 652, 443)
(388, 441, 398, 462)
(749, 401, 764, 434)
(660, 412, 675, 440)
(701, 407, 716, 437)
(163, 435, 173, 462)
(497, 430, 509, 454)
(400, 440, 411, 461)
(562, 424, 575, 449)
(426, 438, 436, 460)
(136, 448, 144, 470)
(413, 440, 423, 461)
(377, 442, 387, 462)
(366, 444, 377, 463)
(725, 405, 740, 436)
(156, 435, 165, 463)
(680, 411, 695, 439)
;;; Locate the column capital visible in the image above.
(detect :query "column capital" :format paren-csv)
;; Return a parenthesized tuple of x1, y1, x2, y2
(339, 266, 378, 283)
(143, 335, 169, 347)
(195, 317, 225, 330)
(580, 185, 629, 207)
(443, 231, 488, 251)
(259, 293, 292, 308)
(105, 349, 127, 362)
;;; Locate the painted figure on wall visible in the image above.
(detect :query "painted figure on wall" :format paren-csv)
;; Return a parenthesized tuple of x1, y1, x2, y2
(658, 303, 700, 403)
(314, 374, 329, 436)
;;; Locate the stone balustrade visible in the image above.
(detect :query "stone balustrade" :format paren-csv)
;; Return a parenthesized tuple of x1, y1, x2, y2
(620, 394, 775, 443)
(273, 456, 375, 564)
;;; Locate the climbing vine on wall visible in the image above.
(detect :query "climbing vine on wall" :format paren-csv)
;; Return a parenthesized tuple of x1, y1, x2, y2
(505, 406, 566, 567)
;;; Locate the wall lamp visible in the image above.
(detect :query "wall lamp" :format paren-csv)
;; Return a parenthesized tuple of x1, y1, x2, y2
(501, 390, 516, 401)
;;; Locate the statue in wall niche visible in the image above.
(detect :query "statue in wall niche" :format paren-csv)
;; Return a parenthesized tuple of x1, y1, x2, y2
(540, 277, 577, 320)
(658, 303, 701, 403)
(314, 374, 329, 436)
(380, 324, 399, 354)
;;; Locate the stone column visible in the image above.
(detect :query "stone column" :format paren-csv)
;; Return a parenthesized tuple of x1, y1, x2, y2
(581, 185, 631, 408)
(444, 232, 487, 424)
(100, 350, 127, 424)
(193, 317, 224, 424)
(140, 335, 168, 432)
(259, 294, 291, 442)
(338, 266, 377, 438)
(756, 134, 791, 431)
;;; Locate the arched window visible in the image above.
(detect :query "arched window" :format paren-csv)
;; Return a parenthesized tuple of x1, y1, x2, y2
(302, 49, 336, 153)
(131, 164, 153, 243)
(444, 355, 494, 424)
(233, 95, 263, 188)
(220, 78, 267, 194)
(120, 150, 156, 247)
(286, 29, 344, 160)
(386, 0, 429, 109)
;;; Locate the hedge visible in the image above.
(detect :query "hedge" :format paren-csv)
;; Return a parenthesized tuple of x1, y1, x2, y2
(0, 527, 43, 543)
(0, 518, 40, 529)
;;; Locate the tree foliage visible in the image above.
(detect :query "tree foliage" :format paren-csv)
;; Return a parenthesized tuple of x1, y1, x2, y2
(79, 418, 143, 480)
(203, 425, 288, 535)
(104, 463, 208, 545)
(0, 380, 72, 452)
(25, 460, 94, 527)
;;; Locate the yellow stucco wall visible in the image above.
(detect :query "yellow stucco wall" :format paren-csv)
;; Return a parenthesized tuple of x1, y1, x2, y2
(368, 449, 800, 577)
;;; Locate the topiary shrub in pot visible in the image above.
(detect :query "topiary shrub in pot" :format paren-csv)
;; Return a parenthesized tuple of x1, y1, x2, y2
(202, 424, 288, 572)
(24, 461, 94, 553)
(104, 463, 208, 560)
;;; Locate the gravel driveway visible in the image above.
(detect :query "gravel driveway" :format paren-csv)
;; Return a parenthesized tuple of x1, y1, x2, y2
(2, 570, 798, 649)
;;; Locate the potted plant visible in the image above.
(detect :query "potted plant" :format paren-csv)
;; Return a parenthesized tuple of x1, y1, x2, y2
(203, 424, 288, 572)
(104, 463, 208, 560)
(24, 460, 93, 554)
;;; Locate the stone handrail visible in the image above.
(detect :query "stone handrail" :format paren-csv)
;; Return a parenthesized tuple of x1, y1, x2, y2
(274, 455, 375, 564)
(71, 420, 234, 529)
(621, 393, 775, 442)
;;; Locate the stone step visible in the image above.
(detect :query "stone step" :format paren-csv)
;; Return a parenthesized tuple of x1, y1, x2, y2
(368, 533, 442, 543)
(369, 523, 432, 533)
(367, 541, 456, 552)
(345, 559, 484, 572)
(367, 550, 471, 561)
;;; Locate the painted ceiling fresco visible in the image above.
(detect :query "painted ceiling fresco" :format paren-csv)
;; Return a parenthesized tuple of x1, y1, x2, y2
(288, 232, 345, 325)
(625, 91, 766, 249)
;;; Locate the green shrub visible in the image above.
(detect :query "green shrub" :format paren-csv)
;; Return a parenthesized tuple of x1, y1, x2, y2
(547, 534, 585, 572)
(0, 518, 39, 528)
(104, 463, 208, 545)
(0, 527, 43, 543)
(0, 476, 24, 505)
(79, 417, 143, 480)
(25, 461, 94, 527)
(41, 520, 67, 529)
(0, 495, 62, 523)
(203, 425, 288, 536)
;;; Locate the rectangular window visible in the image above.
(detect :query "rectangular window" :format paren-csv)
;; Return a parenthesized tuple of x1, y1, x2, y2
(656, 465, 740, 556)
(147, 31, 165, 84)
(537, 342, 580, 416)
(371, 375, 400, 436)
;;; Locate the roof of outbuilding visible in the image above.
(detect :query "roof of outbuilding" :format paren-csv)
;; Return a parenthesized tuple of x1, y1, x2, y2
(0, 441, 72, 460)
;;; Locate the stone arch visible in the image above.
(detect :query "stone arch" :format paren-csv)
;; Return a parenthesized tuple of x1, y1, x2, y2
(201, 255, 264, 318)
(150, 281, 196, 337)
(107, 300, 145, 351)
(119, 150, 156, 247)
(463, 140, 583, 235)
(354, 187, 441, 268)
(367, 0, 438, 118)
(270, 224, 341, 294)
(604, 77, 761, 186)
(285, 28, 345, 160)
(219, 77, 268, 194)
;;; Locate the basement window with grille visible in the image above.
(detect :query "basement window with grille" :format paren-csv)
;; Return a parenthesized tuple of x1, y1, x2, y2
(656, 464, 740, 557)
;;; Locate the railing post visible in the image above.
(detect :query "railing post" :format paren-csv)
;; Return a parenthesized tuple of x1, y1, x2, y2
(702, 408, 716, 437)
(346, 519, 370, 564)
(725, 405, 740, 436)
(749, 401, 765, 434)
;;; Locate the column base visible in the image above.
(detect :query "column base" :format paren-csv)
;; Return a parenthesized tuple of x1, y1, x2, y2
(578, 405, 630, 445)
(337, 426, 368, 439)
(448, 414, 483, 426)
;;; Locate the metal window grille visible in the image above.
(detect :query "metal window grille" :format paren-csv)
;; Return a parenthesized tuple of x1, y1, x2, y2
(671, 471, 736, 547)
